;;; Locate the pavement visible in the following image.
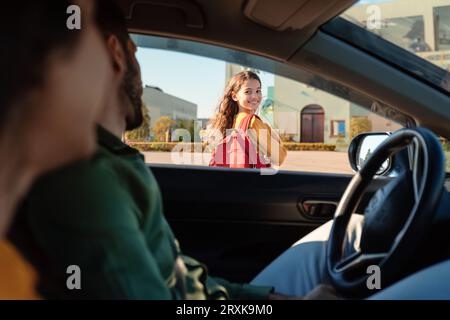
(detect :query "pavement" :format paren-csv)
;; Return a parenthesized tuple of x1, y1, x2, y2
(142, 150, 354, 174)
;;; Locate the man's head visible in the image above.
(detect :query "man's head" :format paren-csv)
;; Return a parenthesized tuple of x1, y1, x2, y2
(95, 0, 144, 131)
(0, 0, 111, 172)
(0, 0, 112, 235)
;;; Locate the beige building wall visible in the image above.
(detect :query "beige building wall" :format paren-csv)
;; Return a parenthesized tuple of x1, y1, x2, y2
(273, 75, 404, 149)
(369, 113, 403, 132)
(273, 76, 355, 147)
(225, 64, 246, 84)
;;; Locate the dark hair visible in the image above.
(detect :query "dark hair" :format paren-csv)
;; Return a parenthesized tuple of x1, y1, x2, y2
(95, 0, 130, 54)
(0, 1, 83, 127)
(95, 0, 144, 131)
(209, 71, 261, 137)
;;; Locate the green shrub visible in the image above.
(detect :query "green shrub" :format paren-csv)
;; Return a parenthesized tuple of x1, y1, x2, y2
(127, 142, 205, 152)
(124, 103, 151, 141)
(127, 141, 336, 152)
(441, 138, 449, 152)
(351, 117, 372, 138)
(281, 143, 336, 151)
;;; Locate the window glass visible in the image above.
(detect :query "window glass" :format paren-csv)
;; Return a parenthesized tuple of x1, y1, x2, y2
(129, 34, 407, 174)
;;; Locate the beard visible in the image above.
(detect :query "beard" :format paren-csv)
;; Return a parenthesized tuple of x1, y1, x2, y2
(122, 57, 144, 131)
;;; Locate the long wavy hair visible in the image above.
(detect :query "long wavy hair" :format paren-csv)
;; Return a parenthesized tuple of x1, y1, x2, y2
(209, 71, 261, 138)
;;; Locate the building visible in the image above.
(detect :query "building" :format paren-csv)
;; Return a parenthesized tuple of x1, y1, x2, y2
(225, 64, 260, 84)
(142, 85, 198, 129)
(197, 118, 211, 130)
(271, 77, 402, 149)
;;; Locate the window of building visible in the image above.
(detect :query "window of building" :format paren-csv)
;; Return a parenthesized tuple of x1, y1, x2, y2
(330, 120, 346, 137)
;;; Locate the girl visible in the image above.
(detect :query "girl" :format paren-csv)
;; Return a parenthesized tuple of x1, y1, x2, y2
(208, 71, 286, 167)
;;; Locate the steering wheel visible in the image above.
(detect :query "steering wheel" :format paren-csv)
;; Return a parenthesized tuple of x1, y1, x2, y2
(327, 127, 446, 296)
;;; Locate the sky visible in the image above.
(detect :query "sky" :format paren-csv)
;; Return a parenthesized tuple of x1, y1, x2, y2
(134, 0, 392, 119)
(136, 48, 274, 119)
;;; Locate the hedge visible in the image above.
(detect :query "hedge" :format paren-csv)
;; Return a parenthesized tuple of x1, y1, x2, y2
(126, 142, 204, 152)
(126, 141, 336, 152)
(282, 143, 336, 151)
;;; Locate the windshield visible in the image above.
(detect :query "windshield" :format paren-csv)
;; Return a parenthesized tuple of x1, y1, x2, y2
(339, 0, 450, 95)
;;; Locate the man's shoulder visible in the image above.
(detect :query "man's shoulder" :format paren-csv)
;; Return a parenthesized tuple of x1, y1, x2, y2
(44, 147, 116, 180)
(31, 147, 129, 202)
(25, 148, 138, 226)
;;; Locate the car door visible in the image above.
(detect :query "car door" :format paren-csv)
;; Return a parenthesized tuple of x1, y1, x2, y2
(151, 165, 351, 283)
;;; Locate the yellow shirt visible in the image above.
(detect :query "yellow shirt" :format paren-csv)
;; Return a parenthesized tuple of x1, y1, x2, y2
(233, 112, 287, 166)
(0, 240, 39, 299)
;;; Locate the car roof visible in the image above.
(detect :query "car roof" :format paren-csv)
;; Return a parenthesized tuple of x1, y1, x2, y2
(117, 0, 356, 61)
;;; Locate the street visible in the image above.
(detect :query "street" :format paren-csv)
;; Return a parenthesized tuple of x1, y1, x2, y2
(143, 150, 354, 174)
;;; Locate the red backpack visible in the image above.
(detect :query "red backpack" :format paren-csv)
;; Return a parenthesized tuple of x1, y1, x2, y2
(209, 113, 270, 168)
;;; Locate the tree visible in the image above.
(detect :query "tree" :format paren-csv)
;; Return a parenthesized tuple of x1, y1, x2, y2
(351, 116, 372, 138)
(152, 116, 175, 142)
(176, 119, 197, 142)
(124, 101, 151, 141)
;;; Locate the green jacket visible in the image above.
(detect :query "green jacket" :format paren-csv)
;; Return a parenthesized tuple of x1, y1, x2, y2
(15, 126, 273, 299)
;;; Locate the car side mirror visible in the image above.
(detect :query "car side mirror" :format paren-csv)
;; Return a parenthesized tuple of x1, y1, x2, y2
(348, 132, 391, 175)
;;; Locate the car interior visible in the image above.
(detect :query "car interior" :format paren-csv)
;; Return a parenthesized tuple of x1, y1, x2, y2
(108, 0, 450, 298)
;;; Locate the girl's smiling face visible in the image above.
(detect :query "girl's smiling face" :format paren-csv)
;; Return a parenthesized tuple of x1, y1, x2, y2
(232, 78, 262, 113)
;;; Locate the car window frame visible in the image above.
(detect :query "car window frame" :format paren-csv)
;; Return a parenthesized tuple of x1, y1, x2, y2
(131, 32, 412, 128)
(321, 17, 450, 97)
